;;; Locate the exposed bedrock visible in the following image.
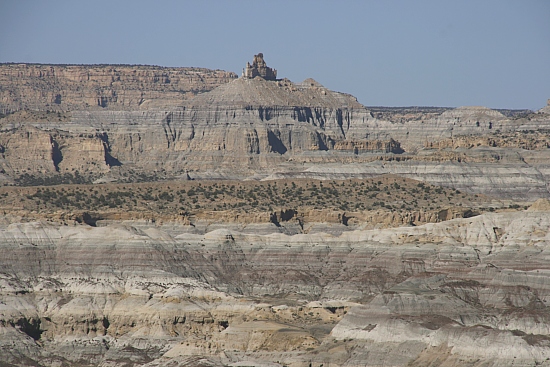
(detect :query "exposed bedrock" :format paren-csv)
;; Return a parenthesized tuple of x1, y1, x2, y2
(3, 105, 550, 201)
(0, 105, 399, 182)
(2, 71, 550, 201)
(2, 210, 550, 365)
(279, 159, 550, 201)
(0, 63, 237, 114)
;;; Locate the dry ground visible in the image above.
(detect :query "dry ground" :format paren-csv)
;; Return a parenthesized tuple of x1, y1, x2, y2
(0, 175, 515, 226)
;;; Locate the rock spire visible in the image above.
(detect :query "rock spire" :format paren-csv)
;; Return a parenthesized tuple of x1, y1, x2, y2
(242, 53, 277, 80)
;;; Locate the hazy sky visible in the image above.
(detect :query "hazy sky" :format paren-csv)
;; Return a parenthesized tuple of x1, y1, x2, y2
(1, 0, 549, 109)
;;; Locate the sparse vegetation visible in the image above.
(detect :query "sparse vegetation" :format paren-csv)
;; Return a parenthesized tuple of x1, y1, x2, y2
(0, 176, 499, 223)
(15, 172, 93, 186)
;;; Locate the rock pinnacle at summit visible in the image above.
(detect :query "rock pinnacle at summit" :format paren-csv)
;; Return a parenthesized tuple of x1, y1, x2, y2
(1, 53, 550, 367)
(242, 53, 277, 80)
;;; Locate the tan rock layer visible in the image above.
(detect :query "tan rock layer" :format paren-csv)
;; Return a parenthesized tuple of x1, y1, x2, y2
(425, 131, 550, 150)
(0, 64, 237, 114)
(2, 211, 550, 366)
(0, 126, 110, 177)
(333, 138, 402, 154)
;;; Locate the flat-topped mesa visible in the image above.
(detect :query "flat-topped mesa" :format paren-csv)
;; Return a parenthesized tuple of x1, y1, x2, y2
(242, 53, 277, 80)
(0, 64, 238, 114)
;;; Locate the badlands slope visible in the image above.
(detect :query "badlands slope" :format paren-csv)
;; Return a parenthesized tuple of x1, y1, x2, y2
(2, 205, 550, 366)
(1, 62, 550, 201)
(2, 58, 550, 366)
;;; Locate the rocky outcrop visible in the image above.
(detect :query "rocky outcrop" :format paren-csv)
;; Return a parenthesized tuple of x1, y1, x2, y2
(0, 126, 59, 175)
(2, 96, 549, 200)
(242, 53, 277, 80)
(1, 61, 550, 203)
(0, 63, 237, 114)
(346, 105, 517, 152)
(333, 138, 403, 154)
(0, 126, 111, 179)
(4, 56, 550, 367)
(425, 131, 550, 150)
(2, 210, 550, 366)
(0, 77, 382, 181)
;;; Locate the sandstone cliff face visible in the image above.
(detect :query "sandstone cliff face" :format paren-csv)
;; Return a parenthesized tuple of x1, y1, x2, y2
(425, 131, 550, 150)
(4, 58, 550, 367)
(0, 126, 111, 179)
(2, 63, 550, 202)
(0, 77, 403, 183)
(273, 157, 550, 201)
(0, 126, 58, 175)
(0, 64, 237, 114)
(2, 99, 549, 200)
(2, 210, 550, 366)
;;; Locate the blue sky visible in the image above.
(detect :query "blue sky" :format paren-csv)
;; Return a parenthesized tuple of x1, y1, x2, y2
(1, 0, 549, 109)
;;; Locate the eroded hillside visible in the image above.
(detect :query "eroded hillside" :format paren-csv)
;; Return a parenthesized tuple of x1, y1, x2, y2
(0, 63, 237, 114)
(1, 61, 550, 201)
(0, 176, 503, 232)
(2, 204, 550, 366)
(2, 57, 550, 367)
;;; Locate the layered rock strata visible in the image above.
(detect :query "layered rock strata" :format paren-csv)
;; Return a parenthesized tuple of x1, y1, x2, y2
(2, 208, 550, 366)
(2, 100, 549, 200)
(1, 62, 550, 202)
(242, 53, 277, 80)
(0, 63, 237, 114)
(0, 126, 112, 179)
(0, 77, 401, 184)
